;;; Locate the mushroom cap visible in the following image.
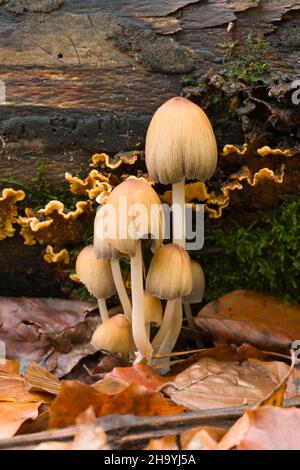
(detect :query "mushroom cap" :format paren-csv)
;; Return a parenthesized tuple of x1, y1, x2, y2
(94, 205, 121, 260)
(146, 244, 193, 300)
(144, 292, 163, 326)
(91, 314, 132, 357)
(145, 96, 218, 184)
(183, 259, 205, 304)
(105, 176, 164, 257)
(76, 244, 116, 299)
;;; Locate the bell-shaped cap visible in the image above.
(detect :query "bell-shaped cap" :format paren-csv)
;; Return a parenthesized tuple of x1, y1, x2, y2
(183, 260, 205, 304)
(145, 96, 217, 184)
(76, 245, 116, 299)
(146, 244, 193, 300)
(94, 205, 121, 260)
(105, 176, 164, 257)
(91, 314, 132, 357)
(144, 292, 163, 326)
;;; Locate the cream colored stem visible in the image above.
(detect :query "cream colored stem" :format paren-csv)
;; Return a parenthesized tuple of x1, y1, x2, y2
(184, 303, 194, 330)
(97, 298, 109, 322)
(131, 240, 153, 363)
(145, 323, 151, 339)
(152, 298, 178, 352)
(111, 259, 132, 319)
(172, 180, 186, 248)
(157, 299, 182, 355)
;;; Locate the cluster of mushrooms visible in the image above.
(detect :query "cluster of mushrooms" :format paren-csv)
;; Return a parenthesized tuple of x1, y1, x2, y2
(76, 97, 217, 366)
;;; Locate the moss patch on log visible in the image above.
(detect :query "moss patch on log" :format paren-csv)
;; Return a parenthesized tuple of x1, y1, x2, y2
(200, 199, 300, 303)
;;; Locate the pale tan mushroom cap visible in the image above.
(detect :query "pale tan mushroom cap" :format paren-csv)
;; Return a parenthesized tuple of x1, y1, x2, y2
(183, 259, 205, 304)
(94, 205, 121, 260)
(105, 177, 164, 257)
(144, 292, 163, 326)
(146, 244, 193, 300)
(91, 314, 132, 357)
(145, 96, 218, 184)
(76, 245, 116, 299)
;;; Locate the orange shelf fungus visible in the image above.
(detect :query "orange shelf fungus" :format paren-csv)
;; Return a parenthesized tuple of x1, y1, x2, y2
(90, 151, 141, 170)
(0, 188, 25, 240)
(43, 245, 70, 265)
(65, 170, 111, 201)
(19, 200, 94, 246)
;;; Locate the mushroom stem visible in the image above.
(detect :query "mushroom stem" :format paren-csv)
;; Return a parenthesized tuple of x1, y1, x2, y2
(184, 303, 195, 330)
(172, 180, 186, 249)
(110, 259, 132, 319)
(153, 299, 182, 372)
(152, 298, 180, 352)
(131, 240, 153, 363)
(145, 323, 151, 339)
(97, 298, 109, 322)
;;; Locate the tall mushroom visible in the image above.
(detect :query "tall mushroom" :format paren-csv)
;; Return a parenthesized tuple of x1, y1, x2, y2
(145, 96, 217, 247)
(146, 244, 193, 355)
(94, 205, 131, 319)
(145, 96, 217, 335)
(75, 244, 116, 322)
(105, 176, 164, 363)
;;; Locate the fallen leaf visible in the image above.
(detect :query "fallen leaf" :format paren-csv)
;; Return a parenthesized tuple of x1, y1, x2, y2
(0, 402, 41, 439)
(106, 363, 168, 392)
(35, 407, 109, 450)
(71, 407, 110, 450)
(181, 426, 225, 450)
(196, 290, 300, 354)
(145, 435, 178, 450)
(0, 297, 97, 377)
(24, 362, 61, 395)
(218, 406, 300, 450)
(166, 357, 289, 410)
(49, 381, 184, 429)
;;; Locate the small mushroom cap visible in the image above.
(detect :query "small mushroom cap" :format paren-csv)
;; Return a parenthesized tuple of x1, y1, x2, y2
(76, 244, 116, 299)
(144, 292, 163, 326)
(91, 314, 132, 357)
(94, 205, 121, 259)
(145, 96, 218, 184)
(146, 244, 193, 300)
(183, 260, 205, 304)
(105, 176, 164, 257)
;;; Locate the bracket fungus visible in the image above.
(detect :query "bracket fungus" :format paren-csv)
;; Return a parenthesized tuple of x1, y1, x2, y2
(104, 176, 165, 363)
(44, 245, 70, 265)
(65, 170, 112, 201)
(19, 200, 94, 246)
(0, 188, 25, 240)
(75, 244, 116, 322)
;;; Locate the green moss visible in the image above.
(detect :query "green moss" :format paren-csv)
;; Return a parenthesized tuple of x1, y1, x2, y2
(218, 33, 273, 83)
(199, 201, 300, 303)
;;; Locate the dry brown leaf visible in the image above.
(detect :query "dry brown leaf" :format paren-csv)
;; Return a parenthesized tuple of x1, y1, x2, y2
(49, 380, 184, 429)
(106, 363, 168, 392)
(218, 406, 300, 450)
(181, 426, 226, 450)
(166, 357, 289, 410)
(196, 290, 300, 353)
(0, 297, 97, 377)
(36, 407, 109, 450)
(0, 402, 41, 439)
(145, 435, 178, 450)
(24, 362, 61, 395)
